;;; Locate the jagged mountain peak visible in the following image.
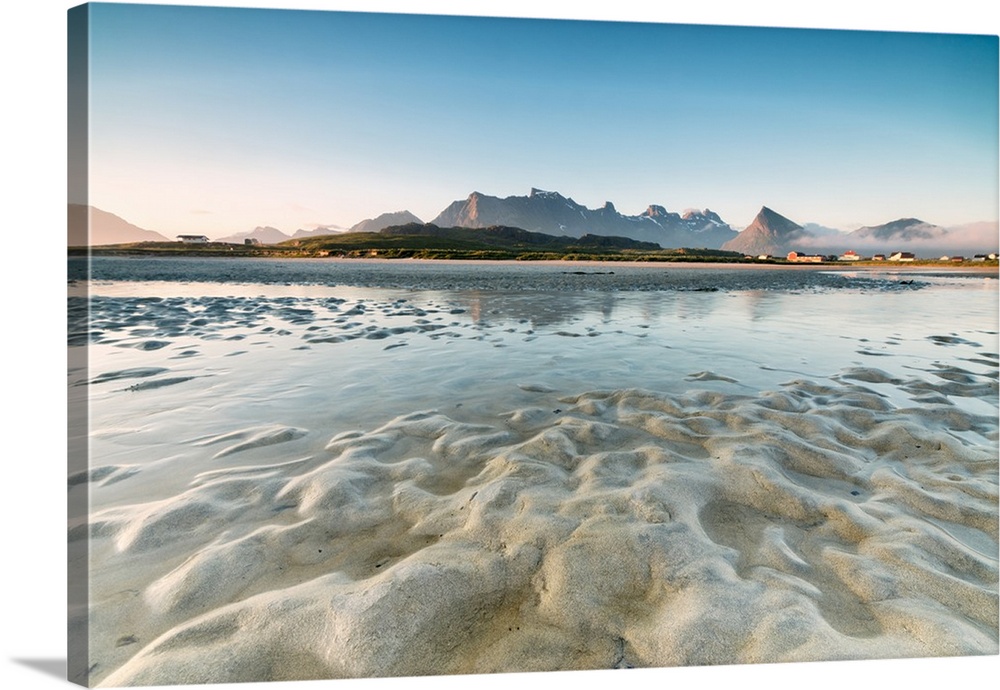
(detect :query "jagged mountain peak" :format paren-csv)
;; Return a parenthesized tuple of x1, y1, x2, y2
(682, 208, 724, 224)
(529, 187, 564, 199)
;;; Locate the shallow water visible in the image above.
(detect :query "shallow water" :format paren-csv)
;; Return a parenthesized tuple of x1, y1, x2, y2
(68, 258, 999, 685)
(71, 260, 998, 429)
(73, 255, 987, 291)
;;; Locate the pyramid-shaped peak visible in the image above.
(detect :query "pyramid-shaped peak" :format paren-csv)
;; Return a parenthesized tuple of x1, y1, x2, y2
(754, 206, 802, 230)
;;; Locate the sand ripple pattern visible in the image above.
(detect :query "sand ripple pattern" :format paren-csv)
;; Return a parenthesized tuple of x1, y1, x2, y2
(88, 372, 998, 685)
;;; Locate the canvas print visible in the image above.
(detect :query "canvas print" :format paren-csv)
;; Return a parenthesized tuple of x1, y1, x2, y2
(67, 2, 999, 687)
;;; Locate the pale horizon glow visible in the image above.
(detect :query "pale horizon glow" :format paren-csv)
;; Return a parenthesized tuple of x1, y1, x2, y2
(81, 2, 999, 239)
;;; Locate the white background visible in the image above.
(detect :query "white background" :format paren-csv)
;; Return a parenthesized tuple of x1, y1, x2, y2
(2, 2, 997, 689)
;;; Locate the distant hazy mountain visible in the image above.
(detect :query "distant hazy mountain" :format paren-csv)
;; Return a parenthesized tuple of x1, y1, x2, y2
(68, 204, 171, 246)
(722, 213, 998, 256)
(721, 207, 808, 255)
(431, 188, 738, 249)
(834, 218, 997, 255)
(848, 218, 946, 243)
(292, 225, 346, 239)
(801, 222, 848, 239)
(215, 226, 291, 244)
(348, 211, 423, 234)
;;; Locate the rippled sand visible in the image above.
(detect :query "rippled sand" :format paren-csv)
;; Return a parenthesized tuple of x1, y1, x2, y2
(68, 264, 999, 686)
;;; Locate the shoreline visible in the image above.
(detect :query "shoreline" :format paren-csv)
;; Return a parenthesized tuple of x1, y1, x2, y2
(71, 255, 998, 297)
(313, 257, 1000, 273)
(73, 253, 1000, 273)
(70, 247, 1000, 273)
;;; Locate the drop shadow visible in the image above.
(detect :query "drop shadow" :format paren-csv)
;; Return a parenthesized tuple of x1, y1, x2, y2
(10, 658, 66, 680)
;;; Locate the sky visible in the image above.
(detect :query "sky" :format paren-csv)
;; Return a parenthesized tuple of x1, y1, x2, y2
(78, 1, 999, 238)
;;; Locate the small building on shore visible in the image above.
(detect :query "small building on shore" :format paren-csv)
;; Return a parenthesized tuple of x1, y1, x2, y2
(839, 250, 861, 261)
(787, 251, 823, 263)
(888, 251, 916, 262)
(177, 234, 209, 244)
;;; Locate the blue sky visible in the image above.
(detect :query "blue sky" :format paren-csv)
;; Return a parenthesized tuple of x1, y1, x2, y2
(80, 1, 999, 237)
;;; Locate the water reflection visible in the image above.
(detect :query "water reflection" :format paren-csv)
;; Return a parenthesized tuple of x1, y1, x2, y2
(741, 291, 786, 322)
(444, 289, 738, 330)
(446, 291, 612, 329)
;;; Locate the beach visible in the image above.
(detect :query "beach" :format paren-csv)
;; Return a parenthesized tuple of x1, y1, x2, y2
(68, 258, 999, 686)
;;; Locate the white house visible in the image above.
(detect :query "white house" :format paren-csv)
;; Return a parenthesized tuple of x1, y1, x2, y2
(177, 234, 209, 243)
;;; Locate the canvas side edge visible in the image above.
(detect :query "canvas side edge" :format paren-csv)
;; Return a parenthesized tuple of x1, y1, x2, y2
(68, 3, 92, 687)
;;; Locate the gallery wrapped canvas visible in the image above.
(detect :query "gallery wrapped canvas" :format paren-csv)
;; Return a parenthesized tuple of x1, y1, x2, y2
(67, 2, 998, 688)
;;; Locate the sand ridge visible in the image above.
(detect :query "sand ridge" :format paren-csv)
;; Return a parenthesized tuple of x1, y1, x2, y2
(75, 363, 998, 686)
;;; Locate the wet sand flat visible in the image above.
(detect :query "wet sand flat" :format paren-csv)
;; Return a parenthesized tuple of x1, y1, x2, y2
(68, 258, 999, 686)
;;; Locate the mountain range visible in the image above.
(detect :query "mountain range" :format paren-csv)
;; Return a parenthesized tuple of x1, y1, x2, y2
(432, 188, 738, 248)
(213, 211, 424, 244)
(721, 208, 999, 257)
(70, 187, 998, 255)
